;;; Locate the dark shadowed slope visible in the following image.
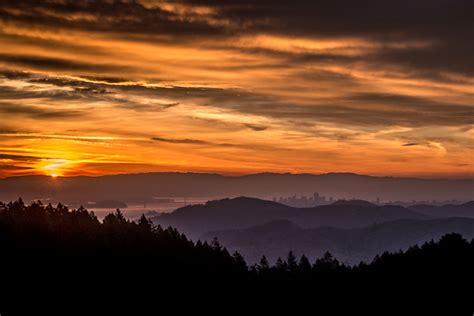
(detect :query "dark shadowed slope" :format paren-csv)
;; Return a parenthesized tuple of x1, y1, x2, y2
(152, 197, 428, 239)
(153, 197, 294, 239)
(202, 217, 474, 265)
(295, 204, 427, 229)
(409, 201, 474, 218)
(331, 199, 376, 207)
(0, 172, 472, 203)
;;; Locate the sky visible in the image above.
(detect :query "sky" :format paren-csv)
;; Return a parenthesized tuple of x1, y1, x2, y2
(0, 0, 473, 179)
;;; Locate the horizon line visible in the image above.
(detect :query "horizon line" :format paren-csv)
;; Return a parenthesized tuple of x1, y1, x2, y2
(2, 171, 474, 181)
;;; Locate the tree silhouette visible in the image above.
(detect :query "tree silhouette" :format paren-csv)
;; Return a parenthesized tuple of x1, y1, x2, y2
(298, 255, 312, 278)
(275, 257, 287, 270)
(103, 209, 127, 225)
(314, 251, 340, 271)
(0, 198, 473, 285)
(259, 255, 270, 271)
(138, 214, 152, 231)
(287, 251, 298, 273)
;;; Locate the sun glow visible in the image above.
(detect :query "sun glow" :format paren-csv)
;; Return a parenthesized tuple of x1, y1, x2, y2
(40, 159, 72, 177)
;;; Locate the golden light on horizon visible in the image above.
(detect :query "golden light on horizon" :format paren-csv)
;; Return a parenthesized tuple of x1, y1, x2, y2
(40, 159, 72, 178)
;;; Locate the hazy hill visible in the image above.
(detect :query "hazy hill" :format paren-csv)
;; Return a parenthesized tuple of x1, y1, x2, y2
(332, 199, 376, 207)
(409, 201, 474, 218)
(152, 197, 428, 239)
(87, 200, 128, 209)
(0, 172, 472, 205)
(202, 217, 474, 265)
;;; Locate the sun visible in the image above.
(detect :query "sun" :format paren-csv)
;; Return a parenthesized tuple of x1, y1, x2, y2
(38, 158, 71, 178)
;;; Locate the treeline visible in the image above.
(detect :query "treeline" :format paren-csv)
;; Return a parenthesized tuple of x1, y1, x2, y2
(1, 199, 473, 282)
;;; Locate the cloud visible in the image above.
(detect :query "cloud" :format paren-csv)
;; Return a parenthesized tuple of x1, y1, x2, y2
(3, 70, 472, 129)
(0, 32, 109, 57)
(0, 102, 84, 119)
(0, 153, 45, 161)
(1, 0, 471, 76)
(0, 0, 227, 38)
(0, 53, 127, 73)
(0, 164, 33, 171)
(4, 0, 467, 43)
(245, 124, 268, 131)
(151, 136, 270, 150)
(0, 124, 27, 135)
(151, 136, 211, 145)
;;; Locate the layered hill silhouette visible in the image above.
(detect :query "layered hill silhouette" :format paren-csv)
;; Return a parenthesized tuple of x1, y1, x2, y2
(151, 196, 474, 263)
(0, 172, 472, 203)
(1, 199, 474, 286)
(408, 201, 474, 218)
(202, 217, 474, 265)
(152, 197, 434, 239)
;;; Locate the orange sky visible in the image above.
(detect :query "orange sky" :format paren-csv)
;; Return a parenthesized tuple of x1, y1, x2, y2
(0, 0, 473, 179)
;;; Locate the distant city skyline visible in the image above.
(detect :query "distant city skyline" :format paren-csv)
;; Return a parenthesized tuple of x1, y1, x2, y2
(274, 191, 466, 208)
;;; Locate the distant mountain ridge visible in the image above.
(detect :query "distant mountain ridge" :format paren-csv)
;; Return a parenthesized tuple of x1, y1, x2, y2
(152, 196, 432, 239)
(162, 197, 473, 265)
(408, 201, 474, 218)
(332, 199, 376, 207)
(0, 172, 472, 203)
(202, 217, 474, 265)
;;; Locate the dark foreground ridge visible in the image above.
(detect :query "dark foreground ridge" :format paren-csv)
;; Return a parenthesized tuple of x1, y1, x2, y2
(1, 199, 474, 285)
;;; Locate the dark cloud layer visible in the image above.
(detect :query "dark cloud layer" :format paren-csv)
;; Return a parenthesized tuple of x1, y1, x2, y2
(179, 0, 473, 43)
(3, 0, 470, 39)
(0, 101, 84, 119)
(0, 0, 226, 38)
(0, 153, 43, 161)
(0, 53, 127, 73)
(151, 136, 211, 145)
(2, 70, 471, 127)
(0, 165, 33, 171)
(151, 136, 265, 150)
(1, 0, 472, 76)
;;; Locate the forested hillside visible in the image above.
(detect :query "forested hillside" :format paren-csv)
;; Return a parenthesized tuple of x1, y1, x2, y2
(1, 199, 473, 283)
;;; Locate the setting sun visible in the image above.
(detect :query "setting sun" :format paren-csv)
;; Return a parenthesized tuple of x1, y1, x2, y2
(36, 158, 73, 177)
